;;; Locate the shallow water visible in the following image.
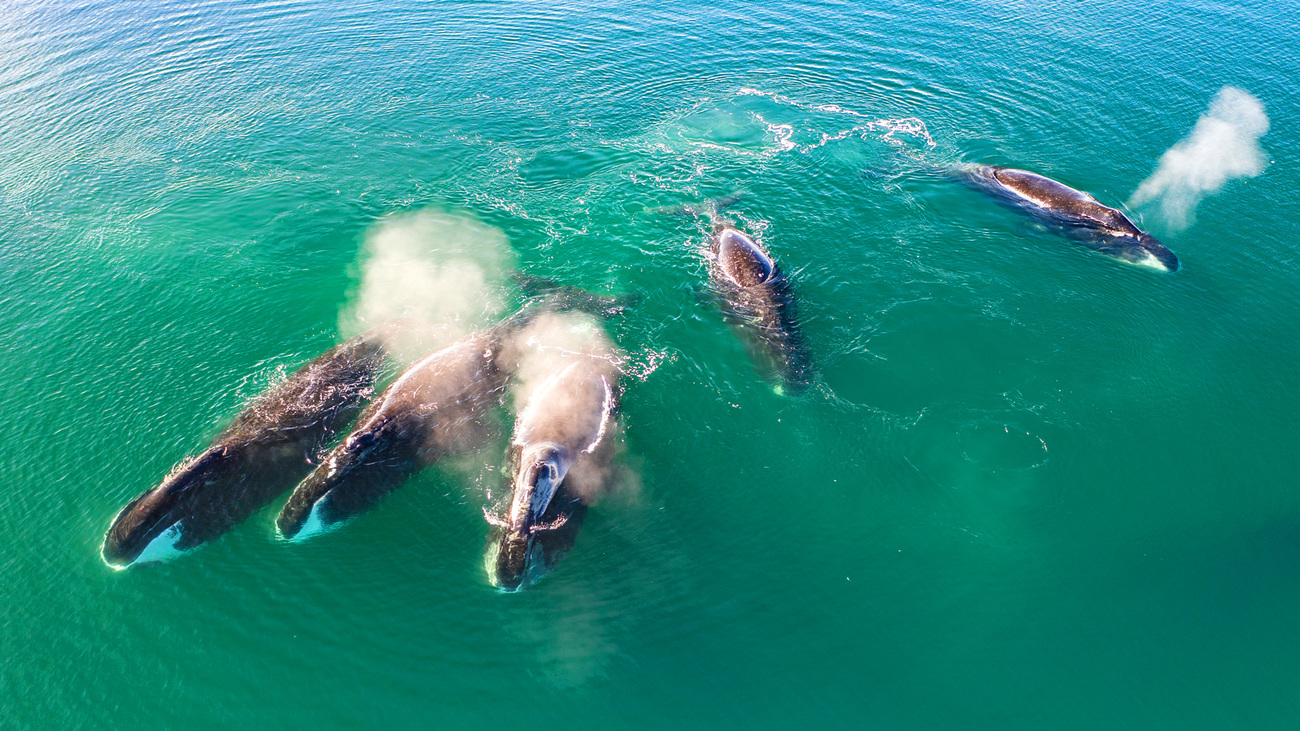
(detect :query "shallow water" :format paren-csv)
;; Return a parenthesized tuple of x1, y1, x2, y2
(3, 0, 1299, 727)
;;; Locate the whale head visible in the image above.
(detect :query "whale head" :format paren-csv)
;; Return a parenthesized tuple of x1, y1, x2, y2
(486, 444, 584, 591)
(102, 446, 234, 568)
(713, 227, 775, 288)
(1133, 234, 1180, 272)
(275, 420, 413, 541)
(1100, 234, 1180, 272)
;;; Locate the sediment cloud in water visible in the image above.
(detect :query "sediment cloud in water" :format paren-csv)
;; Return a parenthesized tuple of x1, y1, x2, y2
(339, 208, 516, 360)
(1129, 86, 1269, 230)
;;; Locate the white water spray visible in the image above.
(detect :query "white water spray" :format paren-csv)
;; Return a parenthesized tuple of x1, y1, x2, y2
(1129, 86, 1269, 230)
(339, 208, 516, 361)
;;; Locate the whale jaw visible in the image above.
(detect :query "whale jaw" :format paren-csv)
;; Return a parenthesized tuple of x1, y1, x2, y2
(1130, 249, 1176, 272)
(1107, 235, 1180, 272)
(486, 532, 543, 593)
(278, 494, 345, 542)
(103, 521, 189, 569)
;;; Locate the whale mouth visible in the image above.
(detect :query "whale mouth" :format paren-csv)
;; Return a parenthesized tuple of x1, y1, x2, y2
(1133, 250, 1176, 271)
(486, 483, 588, 592)
(1127, 236, 1180, 272)
(486, 531, 541, 592)
(103, 519, 188, 569)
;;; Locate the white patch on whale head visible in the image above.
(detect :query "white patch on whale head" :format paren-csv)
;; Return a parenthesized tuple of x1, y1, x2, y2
(283, 496, 343, 542)
(1130, 249, 1173, 272)
(106, 522, 189, 569)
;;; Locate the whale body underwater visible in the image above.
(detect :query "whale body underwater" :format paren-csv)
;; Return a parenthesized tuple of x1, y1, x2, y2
(102, 332, 387, 568)
(961, 165, 1180, 272)
(706, 220, 815, 394)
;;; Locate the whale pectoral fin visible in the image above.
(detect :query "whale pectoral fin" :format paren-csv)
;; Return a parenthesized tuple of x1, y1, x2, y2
(712, 192, 744, 212)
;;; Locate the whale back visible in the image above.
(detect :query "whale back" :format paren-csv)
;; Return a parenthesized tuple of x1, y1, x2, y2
(992, 168, 1142, 236)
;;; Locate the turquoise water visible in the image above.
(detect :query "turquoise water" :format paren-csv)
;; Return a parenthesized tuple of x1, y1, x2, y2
(3, 0, 1299, 726)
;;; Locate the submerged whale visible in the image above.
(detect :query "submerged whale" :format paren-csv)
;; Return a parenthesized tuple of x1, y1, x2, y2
(706, 220, 814, 394)
(962, 165, 1179, 271)
(102, 332, 388, 567)
(486, 316, 621, 591)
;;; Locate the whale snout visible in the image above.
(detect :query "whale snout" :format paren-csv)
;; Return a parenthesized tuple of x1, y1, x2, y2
(1138, 235, 1180, 272)
(276, 432, 408, 541)
(276, 470, 342, 541)
(485, 490, 587, 592)
(102, 447, 233, 567)
(486, 530, 537, 592)
(1101, 235, 1180, 272)
(276, 490, 338, 542)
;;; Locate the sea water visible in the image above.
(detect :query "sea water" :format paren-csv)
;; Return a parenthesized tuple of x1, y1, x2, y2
(2, 0, 1298, 727)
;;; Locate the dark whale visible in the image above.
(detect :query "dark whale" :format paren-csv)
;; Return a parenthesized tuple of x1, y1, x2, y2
(275, 325, 512, 541)
(102, 332, 388, 567)
(963, 165, 1179, 271)
(706, 221, 814, 394)
(486, 321, 621, 591)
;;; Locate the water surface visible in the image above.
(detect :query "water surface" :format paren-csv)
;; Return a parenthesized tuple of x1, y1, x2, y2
(2, 0, 1299, 727)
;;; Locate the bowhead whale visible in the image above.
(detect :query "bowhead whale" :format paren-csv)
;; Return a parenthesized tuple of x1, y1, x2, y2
(102, 332, 388, 567)
(962, 165, 1180, 271)
(275, 325, 512, 541)
(486, 315, 621, 591)
(706, 221, 814, 393)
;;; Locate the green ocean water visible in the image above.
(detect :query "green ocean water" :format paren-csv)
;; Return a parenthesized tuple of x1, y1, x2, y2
(3, 0, 1299, 726)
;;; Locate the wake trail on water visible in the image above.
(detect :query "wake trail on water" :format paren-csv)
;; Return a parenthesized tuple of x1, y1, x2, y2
(735, 87, 936, 152)
(339, 208, 517, 362)
(1129, 86, 1269, 231)
(651, 87, 936, 170)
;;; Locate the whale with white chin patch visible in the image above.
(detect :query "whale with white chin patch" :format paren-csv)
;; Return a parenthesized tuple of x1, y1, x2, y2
(962, 164, 1180, 272)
